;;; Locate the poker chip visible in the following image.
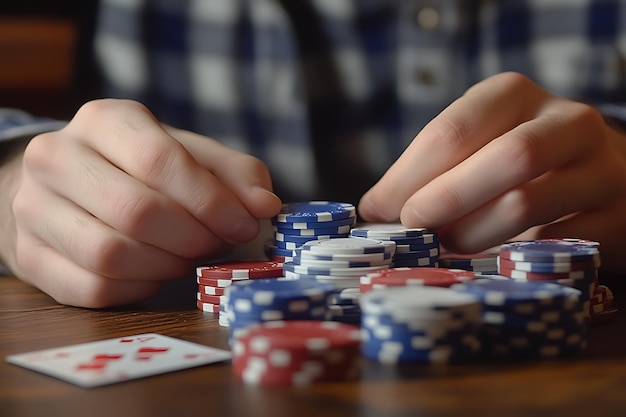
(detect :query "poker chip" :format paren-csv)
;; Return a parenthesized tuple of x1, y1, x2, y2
(500, 240, 600, 263)
(273, 216, 356, 230)
(232, 320, 361, 386)
(196, 261, 283, 279)
(350, 223, 428, 238)
(360, 267, 476, 292)
(360, 286, 482, 364)
(196, 301, 221, 314)
(497, 257, 600, 273)
(197, 284, 226, 296)
(275, 225, 352, 236)
(300, 237, 396, 255)
(438, 251, 499, 273)
(274, 201, 356, 223)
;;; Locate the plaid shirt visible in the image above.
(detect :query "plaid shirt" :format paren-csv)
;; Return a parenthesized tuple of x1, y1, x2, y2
(3, 0, 626, 203)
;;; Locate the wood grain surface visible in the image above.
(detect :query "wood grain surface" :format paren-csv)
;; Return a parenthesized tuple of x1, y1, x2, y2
(1, 274, 625, 417)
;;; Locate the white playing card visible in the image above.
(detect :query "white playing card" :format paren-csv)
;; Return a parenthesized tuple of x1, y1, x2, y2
(5, 333, 231, 388)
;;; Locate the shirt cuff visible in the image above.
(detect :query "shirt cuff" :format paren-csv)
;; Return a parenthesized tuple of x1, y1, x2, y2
(0, 108, 66, 141)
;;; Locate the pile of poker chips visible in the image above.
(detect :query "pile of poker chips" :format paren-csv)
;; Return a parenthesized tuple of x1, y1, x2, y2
(360, 267, 476, 293)
(281, 237, 396, 324)
(451, 279, 587, 359)
(439, 248, 500, 275)
(282, 237, 395, 324)
(225, 278, 337, 341)
(268, 201, 356, 262)
(282, 237, 395, 288)
(497, 239, 602, 320)
(232, 320, 361, 386)
(350, 223, 440, 267)
(195, 260, 284, 327)
(360, 286, 482, 365)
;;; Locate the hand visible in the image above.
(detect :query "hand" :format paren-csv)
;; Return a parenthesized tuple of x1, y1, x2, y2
(1, 99, 281, 307)
(359, 72, 626, 273)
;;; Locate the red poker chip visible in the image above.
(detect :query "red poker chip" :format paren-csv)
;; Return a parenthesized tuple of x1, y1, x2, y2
(197, 284, 226, 296)
(360, 267, 475, 292)
(233, 320, 361, 351)
(196, 300, 221, 313)
(196, 276, 240, 287)
(196, 260, 283, 279)
(197, 293, 224, 304)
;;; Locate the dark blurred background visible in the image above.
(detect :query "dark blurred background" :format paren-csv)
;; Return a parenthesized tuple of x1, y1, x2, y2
(0, 1, 99, 120)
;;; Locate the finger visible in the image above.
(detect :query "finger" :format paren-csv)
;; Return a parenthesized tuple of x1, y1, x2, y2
(67, 100, 261, 243)
(24, 132, 225, 259)
(516, 199, 626, 274)
(14, 232, 162, 308)
(13, 171, 196, 281)
(165, 126, 283, 219)
(359, 72, 551, 222)
(399, 99, 602, 228)
(435, 144, 620, 253)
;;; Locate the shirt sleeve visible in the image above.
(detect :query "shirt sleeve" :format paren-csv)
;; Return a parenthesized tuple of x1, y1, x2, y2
(0, 108, 67, 142)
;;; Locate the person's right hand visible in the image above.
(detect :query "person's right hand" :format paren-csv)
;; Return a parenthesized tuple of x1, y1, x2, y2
(1, 99, 281, 308)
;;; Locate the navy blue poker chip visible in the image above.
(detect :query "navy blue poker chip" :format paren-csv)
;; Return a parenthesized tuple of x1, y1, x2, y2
(274, 201, 356, 223)
(500, 240, 600, 263)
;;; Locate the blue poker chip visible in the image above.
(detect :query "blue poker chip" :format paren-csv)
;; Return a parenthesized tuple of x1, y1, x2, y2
(500, 240, 600, 263)
(226, 278, 335, 313)
(392, 248, 440, 259)
(391, 257, 439, 268)
(272, 215, 356, 230)
(274, 233, 343, 245)
(274, 201, 356, 223)
(450, 279, 581, 307)
(270, 246, 297, 258)
(273, 224, 352, 236)
(395, 241, 441, 252)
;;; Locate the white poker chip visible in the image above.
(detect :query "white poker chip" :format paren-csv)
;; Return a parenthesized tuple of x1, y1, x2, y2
(300, 237, 396, 255)
(350, 223, 428, 238)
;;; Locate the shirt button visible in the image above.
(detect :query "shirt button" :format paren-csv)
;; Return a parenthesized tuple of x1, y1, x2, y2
(415, 6, 441, 31)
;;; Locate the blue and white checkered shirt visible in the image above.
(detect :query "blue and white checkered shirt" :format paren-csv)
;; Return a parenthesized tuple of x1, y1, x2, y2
(4, 0, 626, 203)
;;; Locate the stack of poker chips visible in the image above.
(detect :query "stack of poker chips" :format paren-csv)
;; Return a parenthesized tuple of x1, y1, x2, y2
(282, 237, 396, 324)
(451, 279, 587, 359)
(350, 223, 439, 267)
(268, 201, 356, 262)
(497, 239, 602, 320)
(360, 267, 476, 292)
(360, 286, 482, 365)
(225, 278, 337, 341)
(232, 320, 361, 386)
(439, 249, 500, 275)
(195, 260, 284, 327)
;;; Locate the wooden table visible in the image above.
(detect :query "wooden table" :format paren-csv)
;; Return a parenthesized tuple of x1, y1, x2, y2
(2, 274, 626, 417)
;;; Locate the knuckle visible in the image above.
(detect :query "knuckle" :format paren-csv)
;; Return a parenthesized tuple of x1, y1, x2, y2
(83, 235, 128, 276)
(112, 192, 157, 238)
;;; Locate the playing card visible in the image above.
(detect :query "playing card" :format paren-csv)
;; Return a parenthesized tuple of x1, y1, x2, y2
(5, 333, 231, 388)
